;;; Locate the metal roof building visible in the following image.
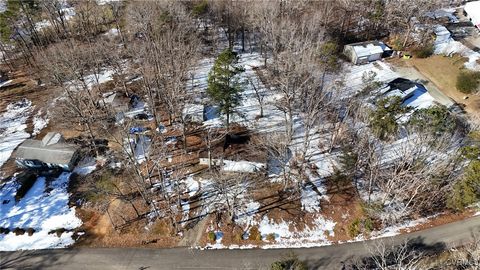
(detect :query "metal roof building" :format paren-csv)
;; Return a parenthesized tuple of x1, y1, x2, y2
(343, 41, 391, 65)
(14, 132, 79, 171)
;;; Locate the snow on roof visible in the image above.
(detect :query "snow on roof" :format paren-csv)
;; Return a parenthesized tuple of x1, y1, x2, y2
(465, 1, 480, 27)
(347, 41, 390, 57)
(222, 160, 266, 173)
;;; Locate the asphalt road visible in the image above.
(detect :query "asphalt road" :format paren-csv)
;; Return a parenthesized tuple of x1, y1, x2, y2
(2, 215, 480, 270)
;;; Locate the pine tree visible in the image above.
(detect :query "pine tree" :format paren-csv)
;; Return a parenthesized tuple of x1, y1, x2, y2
(207, 48, 245, 130)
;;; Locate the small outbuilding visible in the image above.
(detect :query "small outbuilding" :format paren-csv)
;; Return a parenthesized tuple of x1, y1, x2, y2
(182, 104, 204, 123)
(14, 132, 79, 171)
(343, 41, 391, 65)
(464, 1, 480, 29)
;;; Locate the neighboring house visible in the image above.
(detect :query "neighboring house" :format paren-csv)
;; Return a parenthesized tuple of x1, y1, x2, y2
(15, 132, 79, 171)
(343, 41, 392, 65)
(464, 1, 480, 29)
(379, 78, 418, 102)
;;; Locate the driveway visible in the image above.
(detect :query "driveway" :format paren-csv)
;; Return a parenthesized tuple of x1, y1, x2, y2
(2, 215, 480, 270)
(392, 64, 455, 108)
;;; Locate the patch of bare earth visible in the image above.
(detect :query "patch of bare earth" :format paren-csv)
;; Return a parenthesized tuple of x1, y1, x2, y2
(320, 177, 365, 243)
(399, 210, 477, 234)
(76, 197, 180, 248)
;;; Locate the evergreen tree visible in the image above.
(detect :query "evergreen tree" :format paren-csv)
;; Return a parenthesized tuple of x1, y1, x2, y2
(369, 96, 410, 140)
(408, 105, 456, 136)
(207, 48, 245, 130)
(448, 160, 480, 210)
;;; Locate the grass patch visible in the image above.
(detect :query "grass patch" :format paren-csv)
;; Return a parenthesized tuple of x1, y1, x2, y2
(412, 43, 434, 58)
(85, 170, 117, 203)
(347, 218, 361, 238)
(151, 220, 172, 237)
(265, 233, 276, 242)
(248, 225, 262, 241)
(457, 70, 480, 94)
(13, 227, 25, 236)
(207, 231, 216, 242)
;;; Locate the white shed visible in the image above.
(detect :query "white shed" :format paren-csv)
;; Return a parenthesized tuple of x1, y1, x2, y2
(465, 1, 480, 29)
(343, 41, 391, 65)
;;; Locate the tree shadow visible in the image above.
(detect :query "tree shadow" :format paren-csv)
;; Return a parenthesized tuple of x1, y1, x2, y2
(304, 236, 447, 270)
(0, 249, 77, 270)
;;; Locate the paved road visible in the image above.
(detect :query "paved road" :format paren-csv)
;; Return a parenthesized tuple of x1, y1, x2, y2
(2, 216, 480, 270)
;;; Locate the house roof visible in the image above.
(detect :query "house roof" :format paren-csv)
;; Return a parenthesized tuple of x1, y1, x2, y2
(465, 1, 480, 27)
(15, 133, 78, 165)
(346, 41, 390, 57)
(379, 78, 419, 100)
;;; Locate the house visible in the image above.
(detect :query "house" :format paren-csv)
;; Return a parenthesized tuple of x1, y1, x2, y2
(376, 78, 436, 111)
(464, 1, 480, 30)
(14, 132, 79, 171)
(379, 78, 418, 102)
(343, 41, 392, 65)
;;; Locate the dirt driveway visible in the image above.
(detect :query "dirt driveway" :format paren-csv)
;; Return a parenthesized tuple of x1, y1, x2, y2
(389, 56, 480, 118)
(387, 58, 454, 108)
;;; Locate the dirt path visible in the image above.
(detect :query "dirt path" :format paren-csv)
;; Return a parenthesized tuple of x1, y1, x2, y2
(91, 199, 121, 236)
(178, 216, 209, 247)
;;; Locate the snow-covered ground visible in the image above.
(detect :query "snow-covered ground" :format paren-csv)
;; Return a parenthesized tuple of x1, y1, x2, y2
(434, 25, 480, 71)
(68, 68, 115, 91)
(35, 5, 76, 31)
(0, 99, 32, 169)
(32, 109, 49, 136)
(0, 173, 82, 251)
(105, 28, 120, 37)
(222, 160, 265, 173)
(187, 50, 285, 132)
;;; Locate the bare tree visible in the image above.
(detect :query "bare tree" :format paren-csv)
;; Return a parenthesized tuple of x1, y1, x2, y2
(209, 171, 251, 225)
(357, 239, 424, 270)
(253, 132, 292, 190)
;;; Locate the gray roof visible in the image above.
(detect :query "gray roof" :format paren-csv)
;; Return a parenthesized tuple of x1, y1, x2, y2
(15, 134, 78, 165)
(346, 41, 390, 57)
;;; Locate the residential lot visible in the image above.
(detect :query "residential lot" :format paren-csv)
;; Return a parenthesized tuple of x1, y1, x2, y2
(0, 3, 480, 269)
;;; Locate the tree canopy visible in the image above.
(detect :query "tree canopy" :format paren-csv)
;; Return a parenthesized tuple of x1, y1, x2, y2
(369, 96, 410, 140)
(207, 48, 244, 129)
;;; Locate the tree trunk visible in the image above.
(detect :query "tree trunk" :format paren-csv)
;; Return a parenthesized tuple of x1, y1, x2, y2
(241, 26, 245, 52)
(402, 24, 412, 49)
(226, 109, 230, 131)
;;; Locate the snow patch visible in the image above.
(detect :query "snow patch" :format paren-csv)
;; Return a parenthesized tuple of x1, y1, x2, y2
(0, 173, 82, 250)
(434, 25, 480, 70)
(32, 110, 49, 136)
(0, 99, 32, 168)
